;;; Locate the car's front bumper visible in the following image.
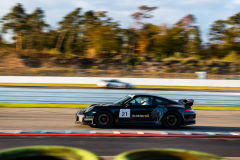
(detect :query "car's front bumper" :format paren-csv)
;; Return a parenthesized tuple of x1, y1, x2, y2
(75, 112, 93, 125)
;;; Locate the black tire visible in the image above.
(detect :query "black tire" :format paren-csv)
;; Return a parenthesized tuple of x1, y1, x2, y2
(95, 110, 113, 128)
(162, 111, 182, 129)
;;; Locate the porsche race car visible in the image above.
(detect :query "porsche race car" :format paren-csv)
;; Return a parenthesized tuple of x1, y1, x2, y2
(75, 94, 196, 129)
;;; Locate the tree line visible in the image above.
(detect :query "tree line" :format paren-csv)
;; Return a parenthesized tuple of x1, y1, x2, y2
(0, 3, 240, 60)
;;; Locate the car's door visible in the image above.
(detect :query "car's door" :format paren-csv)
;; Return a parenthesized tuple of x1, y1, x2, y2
(109, 80, 119, 88)
(117, 106, 132, 124)
(127, 96, 156, 124)
(150, 97, 170, 124)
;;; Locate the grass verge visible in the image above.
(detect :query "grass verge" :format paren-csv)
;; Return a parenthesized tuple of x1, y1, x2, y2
(0, 83, 98, 87)
(0, 83, 239, 90)
(0, 103, 89, 108)
(136, 85, 240, 90)
(0, 102, 240, 110)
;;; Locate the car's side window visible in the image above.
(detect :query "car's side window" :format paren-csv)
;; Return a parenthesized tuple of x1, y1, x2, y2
(154, 98, 169, 105)
(129, 96, 153, 106)
(111, 80, 119, 82)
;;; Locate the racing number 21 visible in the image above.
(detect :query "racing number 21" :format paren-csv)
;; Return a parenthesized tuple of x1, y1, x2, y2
(122, 112, 127, 116)
(119, 109, 130, 118)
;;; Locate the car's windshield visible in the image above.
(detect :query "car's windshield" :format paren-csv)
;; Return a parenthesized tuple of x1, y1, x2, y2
(110, 79, 120, 82)
(113, 96, 131, 105)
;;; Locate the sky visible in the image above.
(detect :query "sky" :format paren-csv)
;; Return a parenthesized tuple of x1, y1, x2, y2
(1, 0, 240, 42)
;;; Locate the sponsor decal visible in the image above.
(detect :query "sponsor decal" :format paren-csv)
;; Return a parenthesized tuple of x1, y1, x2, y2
(132, 114, 149, 118)
(119, 109, 130, 118)
(151, 105, 168, 124)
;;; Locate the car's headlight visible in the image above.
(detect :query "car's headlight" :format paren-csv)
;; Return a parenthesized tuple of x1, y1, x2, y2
(85, 106, 94, 113)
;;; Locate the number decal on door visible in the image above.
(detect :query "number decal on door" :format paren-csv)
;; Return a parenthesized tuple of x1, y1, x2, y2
(119, 109, 130, 118)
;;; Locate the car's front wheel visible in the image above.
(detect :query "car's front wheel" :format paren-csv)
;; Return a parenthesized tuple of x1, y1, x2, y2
(95, 111, 113, 128)
(162, 111, 182, 129)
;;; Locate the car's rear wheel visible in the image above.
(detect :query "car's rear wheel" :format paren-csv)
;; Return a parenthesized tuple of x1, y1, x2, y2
(162, 111, 181, 129)
(95, 111, 113, 128)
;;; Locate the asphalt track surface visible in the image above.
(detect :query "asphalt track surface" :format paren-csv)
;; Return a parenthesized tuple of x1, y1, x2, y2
(0, 108, 240, 158)
(1, 108, 240, 132)
(0, 137, 239, 158)
(0, 87, 240, 106)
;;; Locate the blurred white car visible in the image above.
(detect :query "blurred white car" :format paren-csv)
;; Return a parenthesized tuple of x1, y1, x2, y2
(97, 79, 134, 88)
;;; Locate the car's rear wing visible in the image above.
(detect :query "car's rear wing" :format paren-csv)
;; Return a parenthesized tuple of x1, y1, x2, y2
(178, 99, 194, 108)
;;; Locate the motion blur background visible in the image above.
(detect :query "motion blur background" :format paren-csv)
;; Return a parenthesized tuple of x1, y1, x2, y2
(0, 1, 240, 78)
(0, 1, 240, 160)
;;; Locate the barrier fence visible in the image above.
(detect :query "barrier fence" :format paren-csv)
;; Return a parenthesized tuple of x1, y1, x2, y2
(0, 76, 240, 87)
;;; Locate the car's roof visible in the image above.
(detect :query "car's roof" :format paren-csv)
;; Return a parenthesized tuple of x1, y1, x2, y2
(103, 79, 121, 82)
(129, 94, 159, 97)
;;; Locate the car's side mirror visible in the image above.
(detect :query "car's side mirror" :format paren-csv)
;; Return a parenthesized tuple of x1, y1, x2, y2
(125, 103, 132, 107)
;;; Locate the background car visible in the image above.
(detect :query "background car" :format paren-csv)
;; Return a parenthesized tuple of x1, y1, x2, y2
(75, 94, 196, 129)
(97, 79, 134, 88)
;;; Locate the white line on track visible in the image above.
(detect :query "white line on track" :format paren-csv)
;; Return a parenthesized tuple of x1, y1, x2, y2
(136, 131, 144, 134)
(182, 132, 192, 135)
(65, 130, 71, 134)
(0, 130, 22, 133)
(90, 130, 96, 134)
(230, 133, 239, 135)
(205, 132, 215, 135)
(160, 131, 168, 135)
(40, 130, 46, 133)
(113, 131, 120, 134)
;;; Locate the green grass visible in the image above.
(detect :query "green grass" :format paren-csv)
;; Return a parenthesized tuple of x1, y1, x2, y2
(0, 83, 240, 90)
(0, 102, 240, 110)
(0, 103, 89, 108)
(0, 83, 98, 87)
(136, 85, 240, 90)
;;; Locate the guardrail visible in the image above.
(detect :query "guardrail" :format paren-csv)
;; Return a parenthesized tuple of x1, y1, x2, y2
(0, 76, 239, 87)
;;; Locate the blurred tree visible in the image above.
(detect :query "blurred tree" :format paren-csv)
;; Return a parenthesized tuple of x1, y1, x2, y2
(122, 28, 135, 55)
(209, 20, 226, 43)
(209, 14, 240, 58)
(82, 10, 122, 58)
(136, 23, 159, 55)
(153, 24, 183, 58)
(82, 10, 97, 56)
(176, 14, 196, 31)
(130, 5, 157, 55)
(188, 26, 202, 55)
(44, 29, 59, 51)
(56, 8, 82, 53)
(226, 13, 240, 51)
(131, 5, 158, 30)
(176, 14, 199, 55)
(25, 8, 49, 50)
(0, 34, 3, 46)
(1, 3, 28, 51)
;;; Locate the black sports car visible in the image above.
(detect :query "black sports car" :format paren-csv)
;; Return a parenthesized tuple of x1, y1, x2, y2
(75, 94, 196, 129)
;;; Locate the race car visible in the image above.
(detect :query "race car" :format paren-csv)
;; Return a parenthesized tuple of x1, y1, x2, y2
(75, 94, 196, 129)
(97, 79, 134, 88)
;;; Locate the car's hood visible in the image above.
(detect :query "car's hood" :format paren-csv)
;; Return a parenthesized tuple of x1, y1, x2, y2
(96, 103, 121, 107)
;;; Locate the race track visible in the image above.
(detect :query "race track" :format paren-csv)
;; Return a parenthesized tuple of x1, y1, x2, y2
(1, 108, 240, 132)
(0, 136, 239, 158)
(0, 108, 240, 159)
(1, 87, 240, 159)
(0, 87, 240, 106)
